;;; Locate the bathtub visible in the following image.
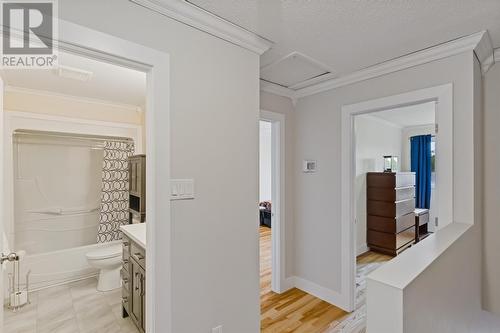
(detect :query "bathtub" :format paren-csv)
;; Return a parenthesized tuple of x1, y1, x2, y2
(3, 240, 122, 293)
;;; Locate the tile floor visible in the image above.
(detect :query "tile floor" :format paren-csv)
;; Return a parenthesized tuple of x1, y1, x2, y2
(3, 277, 139, 333)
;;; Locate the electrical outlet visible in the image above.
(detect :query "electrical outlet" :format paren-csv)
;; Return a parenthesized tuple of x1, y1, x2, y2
(212, 325, 223, 333)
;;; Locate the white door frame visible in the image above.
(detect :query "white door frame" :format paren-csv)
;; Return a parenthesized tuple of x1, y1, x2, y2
(340, 84, 453, 311)
(260, 110, 287, 293)
(0, 20, 172, 332)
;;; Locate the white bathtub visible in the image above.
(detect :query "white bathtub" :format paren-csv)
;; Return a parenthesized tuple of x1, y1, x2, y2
(3, 240, 121, 293)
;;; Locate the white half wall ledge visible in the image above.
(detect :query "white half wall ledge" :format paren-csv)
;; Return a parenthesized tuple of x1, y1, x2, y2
(367, 223, 470, 290)
(129, 0, 273, 55)
(260, 31, 495, 101)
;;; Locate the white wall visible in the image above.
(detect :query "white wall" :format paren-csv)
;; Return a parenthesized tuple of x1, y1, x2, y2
(483, 63, 500, 315)
(259, 121, 272, 202)
(355, 115, 402, 254)
(293, 51, 475, 304)
(366, 53, 500, 333)
(59, 2, 260, 332)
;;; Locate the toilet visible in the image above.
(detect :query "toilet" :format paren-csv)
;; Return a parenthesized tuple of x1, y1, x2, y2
(86, 243, 123, 291)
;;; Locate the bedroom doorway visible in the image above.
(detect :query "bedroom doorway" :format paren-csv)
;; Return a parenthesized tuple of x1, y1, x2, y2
(259, 110, 285, 298)
(341, 84, 454, 314)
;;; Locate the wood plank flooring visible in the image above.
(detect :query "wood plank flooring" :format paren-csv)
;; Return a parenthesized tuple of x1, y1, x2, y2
(260, 226, 346, 333)
(259, 226, 392, 333)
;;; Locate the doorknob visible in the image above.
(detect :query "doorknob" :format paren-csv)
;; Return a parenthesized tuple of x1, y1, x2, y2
(0, 252, 18, 264)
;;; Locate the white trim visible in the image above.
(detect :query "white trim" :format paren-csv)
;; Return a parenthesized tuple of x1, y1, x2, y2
(260, 110, 288, 293)
(129, 0, 272, 55)
(494, 48, 500, 62)
(0, 19, 172, 333)
(4, 86, 144, 113)
(297, 32, 486, 98)
(260, 80, 296, 101)
(357, 244, 370, 257)
(341, 84, 454, 312)
(261, 51, 333, 73)
(261, 31, 493, 101)
(473, 31, 495, 74)
(292, 276, 346, 309)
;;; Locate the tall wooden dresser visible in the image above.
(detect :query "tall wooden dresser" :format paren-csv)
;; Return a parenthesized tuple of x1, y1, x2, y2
(366, 172, 416, 255)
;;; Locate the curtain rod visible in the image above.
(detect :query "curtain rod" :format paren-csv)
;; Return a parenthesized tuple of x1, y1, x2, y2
(13, 129, 134, 144)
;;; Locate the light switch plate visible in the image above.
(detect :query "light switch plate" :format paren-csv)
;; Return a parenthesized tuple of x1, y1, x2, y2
(170, 179, 195, 200)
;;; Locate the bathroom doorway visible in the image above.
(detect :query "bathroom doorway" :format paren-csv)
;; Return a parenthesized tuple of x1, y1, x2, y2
(0, 48, 148, 332)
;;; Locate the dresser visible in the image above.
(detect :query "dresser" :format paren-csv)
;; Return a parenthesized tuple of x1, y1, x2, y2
(366, 172, 416, 255)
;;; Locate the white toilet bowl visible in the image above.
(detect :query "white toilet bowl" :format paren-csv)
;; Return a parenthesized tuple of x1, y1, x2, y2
(86, 243, 123, 291)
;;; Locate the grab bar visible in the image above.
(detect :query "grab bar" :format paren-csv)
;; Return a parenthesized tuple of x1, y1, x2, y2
(27, 207, 99, 215)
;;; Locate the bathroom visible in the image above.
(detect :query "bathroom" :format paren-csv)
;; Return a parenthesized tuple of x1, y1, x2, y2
(1, 51, 147, 333)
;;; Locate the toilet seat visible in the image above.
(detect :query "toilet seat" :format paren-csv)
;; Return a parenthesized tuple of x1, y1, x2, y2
(86, 244, 122, 260)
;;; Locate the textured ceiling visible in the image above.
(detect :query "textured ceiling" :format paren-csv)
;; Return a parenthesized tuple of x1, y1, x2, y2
(188, 0, 500, 78)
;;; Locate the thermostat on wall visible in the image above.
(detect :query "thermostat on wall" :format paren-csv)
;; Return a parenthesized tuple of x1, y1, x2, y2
(303, 160, 317, 173)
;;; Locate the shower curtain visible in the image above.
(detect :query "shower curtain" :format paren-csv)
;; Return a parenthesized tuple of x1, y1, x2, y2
(97, 140, 135, 243)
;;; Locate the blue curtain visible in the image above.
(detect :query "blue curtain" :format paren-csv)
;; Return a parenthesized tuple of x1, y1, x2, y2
(410, 135, 432, 209)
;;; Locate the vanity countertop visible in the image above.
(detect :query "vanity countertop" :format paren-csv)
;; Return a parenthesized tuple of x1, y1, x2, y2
(120, 223, 146, 249)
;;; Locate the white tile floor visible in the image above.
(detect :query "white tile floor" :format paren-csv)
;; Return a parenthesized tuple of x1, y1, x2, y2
(3, 277, 139, 333)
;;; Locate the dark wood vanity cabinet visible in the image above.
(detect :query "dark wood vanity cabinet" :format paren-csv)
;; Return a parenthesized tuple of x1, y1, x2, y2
(366, 172, 416, 255)
(122, 235, 146, 333)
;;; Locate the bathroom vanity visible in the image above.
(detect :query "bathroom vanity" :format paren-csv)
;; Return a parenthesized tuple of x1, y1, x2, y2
(120, 224, 146, 333)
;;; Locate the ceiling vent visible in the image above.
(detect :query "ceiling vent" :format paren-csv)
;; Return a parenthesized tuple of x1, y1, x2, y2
(260, 52, 334, 89)
(55, 65, 93, 82)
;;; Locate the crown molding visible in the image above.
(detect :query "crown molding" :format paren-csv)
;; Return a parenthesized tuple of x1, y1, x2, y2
(294, 31, 493, 99)
(130, 0, 272, 55)
(494, 48, 500, 62)
(260, 80, 297, 105)
(474, 31, 495, 74)
(5, 86, 143, 113)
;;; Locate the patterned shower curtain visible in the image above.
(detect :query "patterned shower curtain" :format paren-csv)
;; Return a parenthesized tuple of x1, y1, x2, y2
(97, 140, 135, 243)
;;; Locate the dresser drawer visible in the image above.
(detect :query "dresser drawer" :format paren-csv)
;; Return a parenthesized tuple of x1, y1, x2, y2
(368, 226, 415, 252)
(367, 198, 415, 218)
(367, 186, 415, 202)
(395, 173, 416, 188)
(396, 226, 416, 249)
(367, 213, 415, 234)
(367, 172, 415, 188)
(416, 212, 429, 226)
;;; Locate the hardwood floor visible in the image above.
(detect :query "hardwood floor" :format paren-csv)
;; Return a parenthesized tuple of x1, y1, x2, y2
(260, 226, 347, 333)
(356, 250, 393, 265)
(259, 226, 392, 333)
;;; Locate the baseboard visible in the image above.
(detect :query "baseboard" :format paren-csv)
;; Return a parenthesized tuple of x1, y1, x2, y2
(291, 276, 347, 310)
(281, 277, 295, 293)
(357, 244, 370, 256)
